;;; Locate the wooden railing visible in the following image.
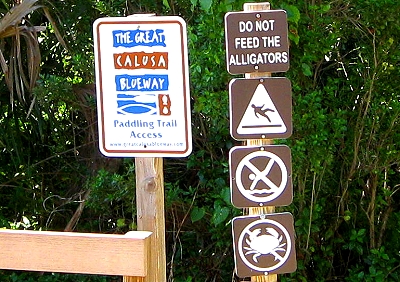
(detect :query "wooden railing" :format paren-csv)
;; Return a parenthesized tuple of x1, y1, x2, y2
(0, 229, 152, 277)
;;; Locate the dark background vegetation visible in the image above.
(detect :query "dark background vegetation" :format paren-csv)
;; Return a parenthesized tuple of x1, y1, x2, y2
(0, 0, 399, 281)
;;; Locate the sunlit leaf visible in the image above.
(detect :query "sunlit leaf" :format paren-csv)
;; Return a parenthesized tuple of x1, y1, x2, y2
(212, 202, 229, 226)
(281, 4, 300, 25)
(162, 0, 170, 10)
(200, 0, 212, 11)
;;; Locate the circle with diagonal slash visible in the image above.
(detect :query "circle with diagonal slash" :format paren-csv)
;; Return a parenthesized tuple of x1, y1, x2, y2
(235, 150, 286, 203)
(237, 217, 292, 273)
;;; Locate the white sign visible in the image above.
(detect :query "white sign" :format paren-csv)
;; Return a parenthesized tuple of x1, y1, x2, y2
(93, 16, 192, 157)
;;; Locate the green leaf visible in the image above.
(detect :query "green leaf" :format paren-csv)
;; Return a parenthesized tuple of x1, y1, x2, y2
(324, 228, 334, 240)
(220, 187, 231, 205)
(117, 218, 126, 228)
(200, 0, 212, 11)
(358, 228, 366, 236)
(190, 206, 206, 223)
(320, 4, 331, 13)
(212, 203, 230, 226)
(282, 4, 300, 25)
(302, 63, 313, 76)
(288, 31, 300, 45)
(163, 0, 170, 9)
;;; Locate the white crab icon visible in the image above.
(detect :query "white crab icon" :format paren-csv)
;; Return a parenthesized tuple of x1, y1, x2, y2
(244, 227, 286, 263)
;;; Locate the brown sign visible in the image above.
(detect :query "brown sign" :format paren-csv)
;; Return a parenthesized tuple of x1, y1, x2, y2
(229, 78, 292, 140)
(229, 145, 292, 207)
(232, 213, 297, 277)
(225, 10, 289, 74)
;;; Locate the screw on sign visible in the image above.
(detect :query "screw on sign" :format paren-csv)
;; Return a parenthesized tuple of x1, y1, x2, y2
(229, 145, 292, 208)
(232, 213, 297, 277)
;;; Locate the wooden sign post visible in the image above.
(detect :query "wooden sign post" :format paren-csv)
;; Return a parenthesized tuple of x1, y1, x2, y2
(225, 2, 296, 281)
(93, 14, 192, 282)
(244, 5, 274, 280)
(242, 11, 275, 277)
(0, 13, 192, 282)
(124, 157, 166, 282)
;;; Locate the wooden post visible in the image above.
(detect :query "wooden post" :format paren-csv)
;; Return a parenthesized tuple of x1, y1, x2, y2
(124, 157, 166, 282)
(244, 3, 277, 282)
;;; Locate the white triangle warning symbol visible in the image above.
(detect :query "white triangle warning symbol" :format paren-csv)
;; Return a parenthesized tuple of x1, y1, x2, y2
(237, 84, 286, 135)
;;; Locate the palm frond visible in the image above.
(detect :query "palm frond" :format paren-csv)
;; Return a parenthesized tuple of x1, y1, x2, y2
(0, 0, 40, 35)
(0, 0, 67, 107)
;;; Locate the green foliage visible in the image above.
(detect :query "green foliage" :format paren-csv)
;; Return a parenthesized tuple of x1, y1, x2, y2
(346, 247, 400, 282)
(280, 0, 400, 281)
(84, 164, 136, 232)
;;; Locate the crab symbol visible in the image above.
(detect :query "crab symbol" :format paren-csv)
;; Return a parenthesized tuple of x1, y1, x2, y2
(244, 227, 286, 263)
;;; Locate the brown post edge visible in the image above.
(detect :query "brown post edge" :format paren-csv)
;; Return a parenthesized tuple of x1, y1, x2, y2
(0, 229, 152, 277)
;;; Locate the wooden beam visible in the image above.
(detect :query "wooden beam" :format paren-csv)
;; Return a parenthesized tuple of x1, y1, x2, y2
(0, 229, 151, 277)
